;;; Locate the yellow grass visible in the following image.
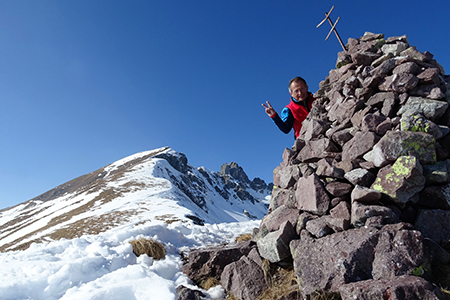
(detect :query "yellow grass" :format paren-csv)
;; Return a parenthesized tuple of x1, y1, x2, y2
(235, 233, 252, 243)
(130, 238, 166, 260)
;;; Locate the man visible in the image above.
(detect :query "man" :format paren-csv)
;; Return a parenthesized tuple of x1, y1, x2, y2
(262, 76, 315, 139)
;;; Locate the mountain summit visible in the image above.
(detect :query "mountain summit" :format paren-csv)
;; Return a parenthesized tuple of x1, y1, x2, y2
(0, 147, 270, 252)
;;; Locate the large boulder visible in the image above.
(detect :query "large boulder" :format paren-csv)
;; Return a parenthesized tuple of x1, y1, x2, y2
(257, 220, 297, 263)
(220, 255, 268, 300)
(181, 241, 255, 284)
(371, 131, 436, 167)
(290, 223, 427, 297)
(339, 275, 444, 300)
(371, 156, 426, 207)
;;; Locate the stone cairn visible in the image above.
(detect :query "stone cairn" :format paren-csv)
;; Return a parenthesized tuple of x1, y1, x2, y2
(181, 32, 450, 300)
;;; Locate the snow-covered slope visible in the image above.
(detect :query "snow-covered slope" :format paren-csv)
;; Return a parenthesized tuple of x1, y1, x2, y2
(0, 147, 271, 252)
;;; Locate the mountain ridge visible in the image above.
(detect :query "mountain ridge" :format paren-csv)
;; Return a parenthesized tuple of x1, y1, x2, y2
(0, 147, 271, 252)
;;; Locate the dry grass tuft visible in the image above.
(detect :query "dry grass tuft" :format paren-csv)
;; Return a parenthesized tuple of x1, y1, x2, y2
(130, 238, 166, 260)
(311, 291, 342, 300)
(199, 277, 221, 290)
(227, 293, 240, 300)
(442, 288, 450, 300)
(433, 263, 450, 290)
(254, 260, 343, 300)
(256, 262, 298, 300)
(235, 233, 252, 243)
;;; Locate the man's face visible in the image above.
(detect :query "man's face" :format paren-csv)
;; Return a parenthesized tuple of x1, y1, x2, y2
(289, 81, 308, 101)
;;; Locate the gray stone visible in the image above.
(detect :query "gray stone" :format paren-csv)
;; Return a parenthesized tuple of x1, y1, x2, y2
(325, 215, 350, 232)
(328, 97, 363, 124)
(371, 52, 394, 67)
(386, 34, 409, 45)
(351, 106, 371, 128)
(360, 32, 384, 42)
(257, 220, 297, 263)
(400, 113, 443, 140)
(372, 131, 436, 167)
(366, 91, 396, 108)
(282, 147, 295, 165)
(351, 52, 381, 66)
(344, 168, 376, 187)
(334, 160, 356, 173)
(176, 285, 205, 300)
(397, 96, 448, 121)
(331, 127, 356, 146)
(371, 156, 425, 207)
(299, 119, 330, 141)
(381, 42, 409, 56)
(378, 75, 395, 91)
(410, 84, 445, 99)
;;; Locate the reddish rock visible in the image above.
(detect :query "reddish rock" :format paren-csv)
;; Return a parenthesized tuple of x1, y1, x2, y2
(260, 205, 300, 232)
(351, 185, 382, 204)
(325, 181, 353, 197)
(295, 174, 330, 215)
(339, 275, 444, 300)
(351, 201, 399, 227)
(290, 223, 426, 297)
(181, 241, 255, 284)
(297, 138, 339, 162)
(342, 131, 380, 161)
(221, 255, 268, 300)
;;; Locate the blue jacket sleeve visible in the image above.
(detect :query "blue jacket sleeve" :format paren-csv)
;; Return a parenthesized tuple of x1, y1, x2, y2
(271, 107, 294, 134)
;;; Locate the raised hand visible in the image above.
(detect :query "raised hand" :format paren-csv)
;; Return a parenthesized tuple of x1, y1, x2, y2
(262, 101, 276, 117)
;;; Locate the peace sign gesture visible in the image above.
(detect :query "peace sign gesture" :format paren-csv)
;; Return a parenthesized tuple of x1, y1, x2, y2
(262, 101, 276, 117)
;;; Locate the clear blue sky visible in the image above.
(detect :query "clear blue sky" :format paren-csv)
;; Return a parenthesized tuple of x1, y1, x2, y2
(1, 0, 449, 209)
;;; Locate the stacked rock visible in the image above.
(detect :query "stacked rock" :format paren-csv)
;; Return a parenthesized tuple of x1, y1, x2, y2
(181, 32, 450, 300)
(254, 32, 450, 299)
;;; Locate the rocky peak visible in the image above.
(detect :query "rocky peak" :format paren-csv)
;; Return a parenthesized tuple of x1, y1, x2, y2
(220, 161, 251, 185)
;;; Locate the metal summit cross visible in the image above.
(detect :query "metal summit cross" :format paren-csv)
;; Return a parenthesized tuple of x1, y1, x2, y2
(317, 6, 347, 52)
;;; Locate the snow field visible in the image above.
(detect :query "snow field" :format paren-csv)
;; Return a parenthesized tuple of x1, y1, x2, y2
(0, 219, 261, 300)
